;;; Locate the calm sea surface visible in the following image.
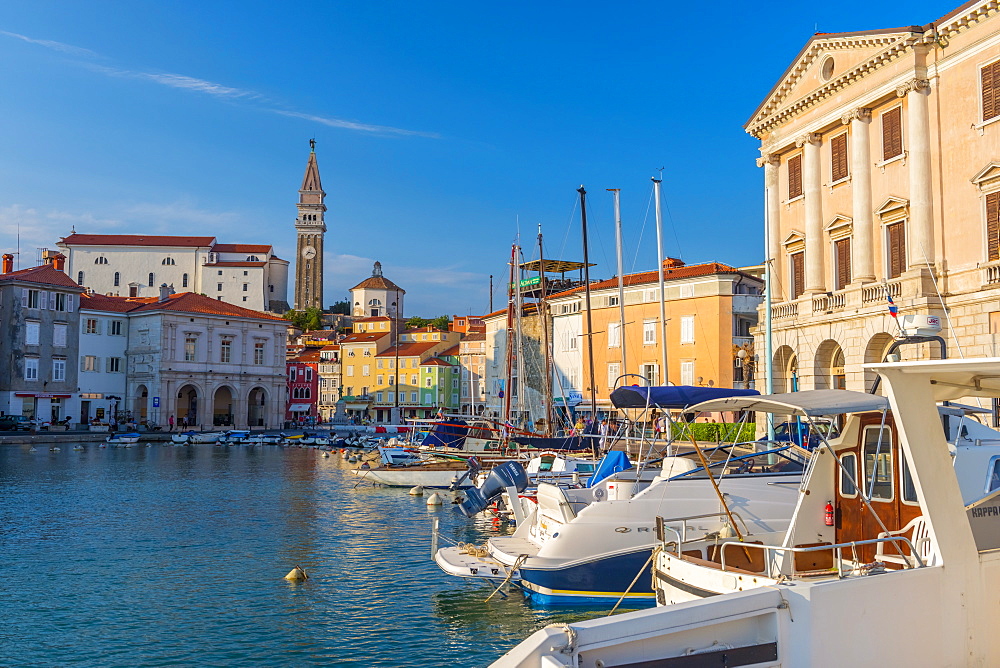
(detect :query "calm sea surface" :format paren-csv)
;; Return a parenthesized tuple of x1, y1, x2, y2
(0, 443, 617, 667)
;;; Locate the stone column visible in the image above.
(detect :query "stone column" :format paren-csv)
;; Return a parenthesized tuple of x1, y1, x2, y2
(758, 154, 782, 265)
(843, 108, 875, 282)
(899, 79, 934, 268)
(799, 133, 825, 293)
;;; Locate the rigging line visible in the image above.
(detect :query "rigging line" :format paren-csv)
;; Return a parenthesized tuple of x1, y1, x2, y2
(662, 198, 685, 261)
(555, 193, 581, 263)
(629, 184, 656, 273)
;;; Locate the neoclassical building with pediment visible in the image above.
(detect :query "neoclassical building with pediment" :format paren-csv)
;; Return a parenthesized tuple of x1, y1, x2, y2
(749, 1, 1000, 394)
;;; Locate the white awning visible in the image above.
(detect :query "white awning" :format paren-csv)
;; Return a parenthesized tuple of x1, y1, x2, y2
(686, 389, 889, 417)
(289, 404, 311, 412)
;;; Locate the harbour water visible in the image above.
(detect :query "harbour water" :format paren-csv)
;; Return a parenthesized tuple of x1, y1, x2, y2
(0, 443, 616, 667)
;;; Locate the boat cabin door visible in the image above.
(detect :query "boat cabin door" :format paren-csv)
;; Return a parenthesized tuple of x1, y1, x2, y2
(834, 414, 921, 563)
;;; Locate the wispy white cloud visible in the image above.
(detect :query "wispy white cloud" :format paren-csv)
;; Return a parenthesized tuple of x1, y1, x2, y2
(273, 110, 440, 139)
(0, 205, 122, 260)
(120, 201, 242, 230)
(0, 29, 99, 58)
(1, 29, 437, 138)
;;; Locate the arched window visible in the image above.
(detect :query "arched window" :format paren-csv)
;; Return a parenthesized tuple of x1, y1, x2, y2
(77, 271, 84, 285)
(94, 256, 108, 265)
(246, 255, 260, 262)
(162, 257, 175, 266)
(182, 273, 189, 288)
(113, 272, 120, 287)
(148, 273, 154, 287)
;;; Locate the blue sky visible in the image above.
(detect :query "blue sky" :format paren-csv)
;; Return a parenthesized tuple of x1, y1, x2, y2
(0, 1, 951, 316)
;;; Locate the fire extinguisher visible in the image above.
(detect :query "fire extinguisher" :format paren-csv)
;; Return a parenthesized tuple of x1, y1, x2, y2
(824, 501, 835, 527)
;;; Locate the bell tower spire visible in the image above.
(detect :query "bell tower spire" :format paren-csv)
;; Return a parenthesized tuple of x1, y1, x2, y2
(294, 140, 326, 311)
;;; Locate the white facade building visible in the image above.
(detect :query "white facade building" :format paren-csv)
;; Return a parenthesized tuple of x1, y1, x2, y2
(77, 294, 130, 424)
(56, 235, 290, 313)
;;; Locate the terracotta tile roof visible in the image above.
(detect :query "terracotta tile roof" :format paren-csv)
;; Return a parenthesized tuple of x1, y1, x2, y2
(202, 261, 267, 267)
(0, 264, 84, 289)
(128, 292, 286, 320)
(350, 275, 405, 292)
(376, 341, 441, 357)
(544, 262, 760, 301)
(212, 243, 272, 253)
(341, 332, 391, 343)
(355, 316, 394, 322)
(320, 344, 340, 350)
(461, 332, 486, 342)
(439, 345, 460, 357)
(80, 293, 138, 313)
(270, 255, 286, 262)
(59, 234, 216, 247)
(421, 357, 454, 367)
(290, 349, 322, 363)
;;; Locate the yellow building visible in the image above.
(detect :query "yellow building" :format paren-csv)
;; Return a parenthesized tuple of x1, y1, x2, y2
(749, 1, 1000, 392)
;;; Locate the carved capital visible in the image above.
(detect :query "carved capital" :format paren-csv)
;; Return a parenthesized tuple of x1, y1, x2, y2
(795, 132, 821, 148)
(896, 78, 930, 97)
(756, 153, 781, 168)
(841, 108, 872, 125)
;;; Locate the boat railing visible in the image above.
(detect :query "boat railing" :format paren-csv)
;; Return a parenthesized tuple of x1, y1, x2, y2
(716, 537, 925, 579)
(655, 512, 733, 547)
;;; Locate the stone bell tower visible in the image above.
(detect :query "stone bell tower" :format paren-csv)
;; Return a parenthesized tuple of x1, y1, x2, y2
(294, 140, 326, 311)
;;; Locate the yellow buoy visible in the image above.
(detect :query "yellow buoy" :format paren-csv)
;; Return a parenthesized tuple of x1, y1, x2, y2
(284, 565, 308, 581)
(409, 485, 424, 496)
(426, 492, 443, 506)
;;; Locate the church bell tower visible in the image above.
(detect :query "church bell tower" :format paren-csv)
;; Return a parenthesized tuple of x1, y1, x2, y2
(294, 140, 326, 311)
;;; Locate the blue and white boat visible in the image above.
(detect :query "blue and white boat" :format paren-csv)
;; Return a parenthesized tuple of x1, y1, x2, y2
(106, 432, 141, 446)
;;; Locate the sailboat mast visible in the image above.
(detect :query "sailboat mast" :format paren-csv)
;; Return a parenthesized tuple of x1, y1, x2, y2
(578, 186, 598, 428)
(503, 244, 517, 434)
(763, 184, 775, 440)
(515, 246, 527, 423)
(609, 188, 627, 381)
(537, 225, 554, 436)
(653, 176, 668, 385)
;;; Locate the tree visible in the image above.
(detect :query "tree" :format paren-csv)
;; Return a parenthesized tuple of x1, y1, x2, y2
(430, 315, 451, 330)
(329, 300, 350, 315)
(406, 316, 432, 329)
(283, 307, 324, 332)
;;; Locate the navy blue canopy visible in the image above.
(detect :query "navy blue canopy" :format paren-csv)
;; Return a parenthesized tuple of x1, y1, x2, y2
(420, 419, 469, 449)
(588, 451, 632, 487)
(610, 385, 760, 409)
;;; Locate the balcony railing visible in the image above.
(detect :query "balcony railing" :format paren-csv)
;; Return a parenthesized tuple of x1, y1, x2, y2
(985, 264, 1000, 285)
(862, 280, 901, 304)
(771, 303, 798, 319)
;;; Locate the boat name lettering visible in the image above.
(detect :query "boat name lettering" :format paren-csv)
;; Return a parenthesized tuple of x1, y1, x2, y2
(637, 527, 651, 532)
(971, 505, 1000, 518)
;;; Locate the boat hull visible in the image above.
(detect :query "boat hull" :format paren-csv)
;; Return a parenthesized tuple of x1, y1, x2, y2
(351, 466, 475, 488)
(518, 548, 656, 605)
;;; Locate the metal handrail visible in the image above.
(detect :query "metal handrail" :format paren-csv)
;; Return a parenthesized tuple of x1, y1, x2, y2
(655, 512, 733, 546)
(717, 536, 925, 579)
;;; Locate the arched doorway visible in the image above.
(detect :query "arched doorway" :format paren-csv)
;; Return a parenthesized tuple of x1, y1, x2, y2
(772, 345, 797, 394)
(133, 385, 149, 423)
(177, 384, 198, 427)
(864, 333, 896, 393)
(813, 340, 845, 390)
(247, 387, 267, 427)
(213, 386, 234, 426)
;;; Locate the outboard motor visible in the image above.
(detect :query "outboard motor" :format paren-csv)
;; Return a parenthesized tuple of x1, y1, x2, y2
(456, 461, 529, 518)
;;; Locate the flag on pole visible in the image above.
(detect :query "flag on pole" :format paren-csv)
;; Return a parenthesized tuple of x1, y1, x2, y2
(886, 291, 898, 319)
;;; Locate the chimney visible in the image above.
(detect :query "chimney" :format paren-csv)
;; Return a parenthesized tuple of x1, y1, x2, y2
(662, 257, 686, 271)
(1, 254, 13, 274)
(159, 283, 171, 302)
(52, 253, 66, 271)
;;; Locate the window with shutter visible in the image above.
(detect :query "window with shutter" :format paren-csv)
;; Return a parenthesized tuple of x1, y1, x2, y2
(882, 107, 903, 160)
(831, 134, 848, 182)
(788, 155, 803, 199)
(983, 60, 1000, 123)
(791, 252, 805, 299)
(887, 222, 906, 278)
(988, 191, 1000, 261)
(835, 238, 852, 290)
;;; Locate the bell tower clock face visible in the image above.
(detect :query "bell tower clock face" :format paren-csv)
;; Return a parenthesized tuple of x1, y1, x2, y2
(301, 245, 317, 260)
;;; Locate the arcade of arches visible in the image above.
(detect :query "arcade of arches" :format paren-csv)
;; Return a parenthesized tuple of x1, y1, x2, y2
(770, 332, 898, 394)
(127, 382, 274, 429)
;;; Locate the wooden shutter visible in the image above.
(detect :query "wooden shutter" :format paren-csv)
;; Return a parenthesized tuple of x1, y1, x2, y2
(888, 222, 906, 278)
(788, 155, 803, 199)
(882, 108, 902, 161)
(988, 191, 1000, 261)
(984, 61, 1000, 123)
(831, 134, 848, 182)
(835, 238, 852, 290)
(791, 252, 805, 299)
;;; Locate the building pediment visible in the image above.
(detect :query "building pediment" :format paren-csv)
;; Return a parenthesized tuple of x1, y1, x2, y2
(781, 230, 806, 252)
(875, 196, 909, 219)
(825, 215, 853, 239)
(971, 163, 1000, 192)
(745, 29, 920, 138)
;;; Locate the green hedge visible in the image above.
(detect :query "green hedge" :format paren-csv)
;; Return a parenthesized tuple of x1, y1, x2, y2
(670, 422, 756, 443)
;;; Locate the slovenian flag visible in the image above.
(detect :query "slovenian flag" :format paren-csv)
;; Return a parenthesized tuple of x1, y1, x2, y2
(887, 291, 898, 319)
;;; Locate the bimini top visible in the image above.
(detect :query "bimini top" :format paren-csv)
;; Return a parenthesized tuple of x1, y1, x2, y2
(685, 389, 889, 417)
(610, 385, 760, 409)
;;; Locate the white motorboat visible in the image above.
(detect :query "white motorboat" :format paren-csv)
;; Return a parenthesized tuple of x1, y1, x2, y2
(218, 430, 251, 445)
(171, 431, 196, 444)
(188, 432, 221, 444)
(106, 432, 141, 446)
(495, 358, 1000, 667)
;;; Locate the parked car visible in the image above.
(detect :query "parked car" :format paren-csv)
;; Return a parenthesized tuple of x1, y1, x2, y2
(761, 419, 838, 450)
(0, 415, 33, 431)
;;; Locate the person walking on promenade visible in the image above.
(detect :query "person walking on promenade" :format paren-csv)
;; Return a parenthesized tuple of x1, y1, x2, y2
(168, 415, 174, 431)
